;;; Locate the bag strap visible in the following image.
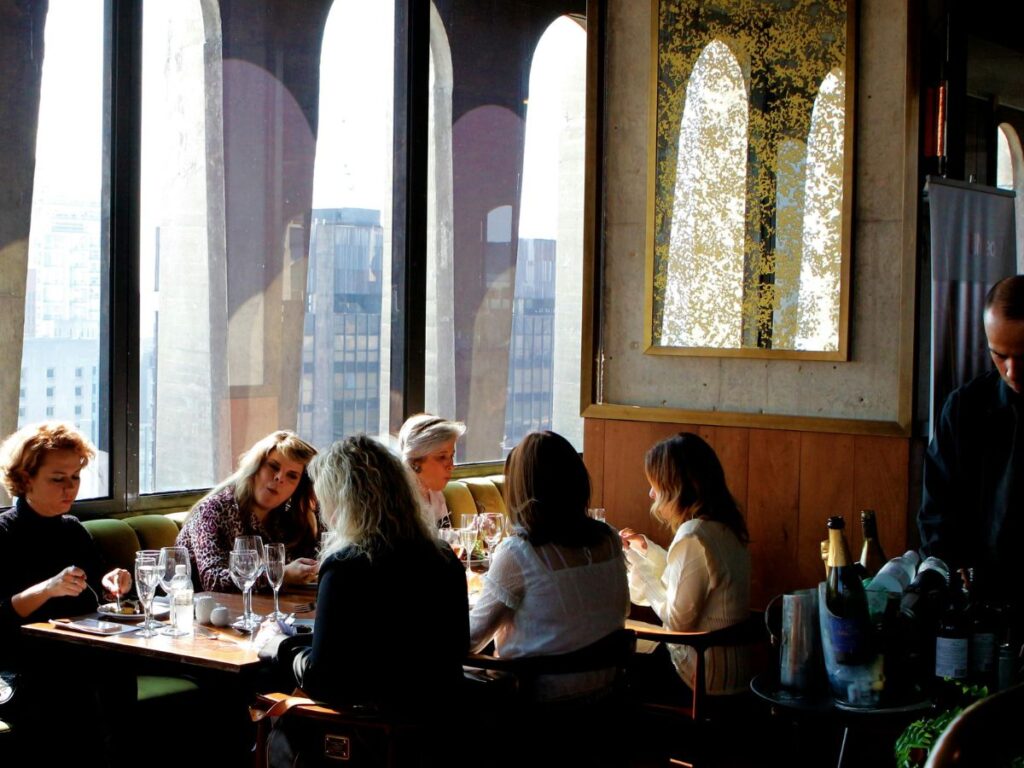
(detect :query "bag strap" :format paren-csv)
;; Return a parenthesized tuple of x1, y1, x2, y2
(249, 690, 316, 723)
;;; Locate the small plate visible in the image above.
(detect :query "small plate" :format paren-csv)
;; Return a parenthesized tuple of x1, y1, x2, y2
(97, 599, 169, 620)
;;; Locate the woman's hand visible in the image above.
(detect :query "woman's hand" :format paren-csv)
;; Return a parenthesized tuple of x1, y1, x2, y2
(45, 565, 90, 599)
(284, 557, 319, 586)
(619, 528, 647, 552)
(102, 568, 132, 597)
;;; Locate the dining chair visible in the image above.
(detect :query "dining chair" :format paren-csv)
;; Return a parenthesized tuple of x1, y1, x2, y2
(631, 610, 769, 768)
(924, 681, 1024, 767)
(463, 628, 637, 767)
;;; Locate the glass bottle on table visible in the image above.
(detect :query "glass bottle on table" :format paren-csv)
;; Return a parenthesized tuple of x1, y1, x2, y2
(825, 516, 872, 664)
(170, 564, 194, 636)
(859, 509, 887, 577)
(157, 546, 191, 637)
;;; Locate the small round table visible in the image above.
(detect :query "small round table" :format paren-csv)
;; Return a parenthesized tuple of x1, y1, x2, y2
(751, 673, 933, 768)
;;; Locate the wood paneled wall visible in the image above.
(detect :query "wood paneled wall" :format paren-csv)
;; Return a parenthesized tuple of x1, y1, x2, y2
(583, 418, 912, 609)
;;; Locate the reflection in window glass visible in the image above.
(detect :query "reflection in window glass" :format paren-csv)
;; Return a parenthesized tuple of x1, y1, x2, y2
(997, 124, 1015, 191)
(428, 4, 586, 462)
(19, 0, 108, 499)
(140, 0, 221, 492)
(298, 1, 394, 447)
(662, 40, 747, 349)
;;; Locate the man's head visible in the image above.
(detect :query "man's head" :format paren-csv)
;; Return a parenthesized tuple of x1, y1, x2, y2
(984, 275, 1024, 394)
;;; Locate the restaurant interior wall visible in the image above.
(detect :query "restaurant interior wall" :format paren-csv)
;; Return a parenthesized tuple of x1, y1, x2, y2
(585, 0, 919, 608)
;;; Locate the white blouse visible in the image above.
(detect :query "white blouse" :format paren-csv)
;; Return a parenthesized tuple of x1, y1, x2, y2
(626, 518, 751, 695)
(469, 525, 630, 700)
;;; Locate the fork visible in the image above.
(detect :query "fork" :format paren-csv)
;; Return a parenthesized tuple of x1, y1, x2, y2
(290, 601, 315, 614)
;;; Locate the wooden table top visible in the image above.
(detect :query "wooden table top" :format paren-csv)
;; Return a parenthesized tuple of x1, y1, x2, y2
(21, 591, 316, 674)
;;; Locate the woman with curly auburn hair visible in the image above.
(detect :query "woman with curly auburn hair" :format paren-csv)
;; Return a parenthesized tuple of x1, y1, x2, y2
(621, 432, 752, 697)
(176, 430, 320, 591)
(0, 421, 133, 763)
(287, 434, 467, 718)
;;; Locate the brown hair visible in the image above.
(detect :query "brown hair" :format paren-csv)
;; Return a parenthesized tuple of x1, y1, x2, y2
(645, 432, 749, 543)
(985, 275, 1024, 321)
(503, 430, 603, 548)
(0, 421, 96, 497)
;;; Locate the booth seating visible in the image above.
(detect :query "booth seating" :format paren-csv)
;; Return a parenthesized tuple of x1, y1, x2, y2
(442, 475, 506, 519)
(82, 514, 199, 703)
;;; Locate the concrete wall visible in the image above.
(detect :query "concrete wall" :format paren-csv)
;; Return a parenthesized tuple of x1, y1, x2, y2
(599, 0, 916, 426)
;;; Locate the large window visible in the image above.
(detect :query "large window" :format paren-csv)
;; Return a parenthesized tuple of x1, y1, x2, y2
(1, 0, 589, 513)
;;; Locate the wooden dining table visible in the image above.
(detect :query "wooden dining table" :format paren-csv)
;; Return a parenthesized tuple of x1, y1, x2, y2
(21, 590, 317, 674)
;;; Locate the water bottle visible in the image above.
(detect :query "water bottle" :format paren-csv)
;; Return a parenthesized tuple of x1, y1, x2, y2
(868, 551, 921, 595)
(170, 564, 194, 635)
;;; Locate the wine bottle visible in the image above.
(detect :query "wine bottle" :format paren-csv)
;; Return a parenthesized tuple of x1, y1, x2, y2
(934, 580, 969, 682)
(859, 509, 887, 577)
(899, 556, 950, 623)
(963, 568, 998, 686)
(825, 516, 872, 664)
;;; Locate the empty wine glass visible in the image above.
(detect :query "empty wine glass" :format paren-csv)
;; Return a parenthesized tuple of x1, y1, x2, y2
(459, 526, 478, 571)
(478, 512, 505, 559)
(265, 543, 287, 621)
(229, 549, 260, 631)
(134, 551, 161, 638)
(157, 546, 191, 637)
(234, 536, 266, 622)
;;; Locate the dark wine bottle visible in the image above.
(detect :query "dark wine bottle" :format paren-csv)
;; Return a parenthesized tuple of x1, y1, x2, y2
(859, 509, 887, 577)
(825, 516, 872, 664)
(935, 579, 969, 682)
(963, 568, 998, 686)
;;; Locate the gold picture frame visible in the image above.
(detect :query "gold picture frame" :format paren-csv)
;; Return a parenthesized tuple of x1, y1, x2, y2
(644, 0, 855, 359)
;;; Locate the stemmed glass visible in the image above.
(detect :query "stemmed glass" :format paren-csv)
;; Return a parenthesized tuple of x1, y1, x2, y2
(229, 549, 260, 631)
(478, 512, 505, 559)
(157, 546, 191, 637)
(438, 528, 463, 560)
(134, 551, 161, 638)
(459, 526, 478, 571)
(265, 543, 287, 621)
(234, 536, 266, 622)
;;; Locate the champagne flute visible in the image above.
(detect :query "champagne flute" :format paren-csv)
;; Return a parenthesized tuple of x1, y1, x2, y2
(134, 552, 160, 638)
(157, 546, 191, 636)
(229, 549, 260, 631)
(459, 526, 478, 571)
(265, 543, 287, 621)
(234, 536, 266, 622)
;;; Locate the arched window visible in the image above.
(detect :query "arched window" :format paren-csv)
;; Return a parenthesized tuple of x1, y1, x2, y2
(504, 15, 586, 450)
(299, 0, 395, 448)
(662, 40, 748, 348)
(139, 0, 223, 492)
(997, 123, 1024, 269)
(796, 69, 845, 351)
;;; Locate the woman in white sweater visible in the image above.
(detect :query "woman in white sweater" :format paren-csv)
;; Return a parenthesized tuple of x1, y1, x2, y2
(621, 432, 752, 695)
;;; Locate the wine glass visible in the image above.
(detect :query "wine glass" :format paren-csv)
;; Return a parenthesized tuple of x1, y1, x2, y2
(157, 547, 191, 636)
(265, 543, 287, 621)
(478, 512, 505, 559)
(438, 528, 464, 560)
(234, 536, 266, 622)
(459, 526, 478, 571)
(229, 549, 260, 631)
(134, 551, 161, 638)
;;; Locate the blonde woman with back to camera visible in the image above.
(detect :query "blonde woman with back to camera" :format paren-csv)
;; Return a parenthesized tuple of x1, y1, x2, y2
(176, 430, 320, 591)
(398, 413, 466, 527)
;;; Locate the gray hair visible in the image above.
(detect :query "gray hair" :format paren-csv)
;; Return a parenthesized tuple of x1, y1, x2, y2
(397, 413, 466, 468)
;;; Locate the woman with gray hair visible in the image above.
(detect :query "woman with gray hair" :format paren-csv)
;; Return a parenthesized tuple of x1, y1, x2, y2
(397, 412, 466, 527)
(289, 434, 468, 717)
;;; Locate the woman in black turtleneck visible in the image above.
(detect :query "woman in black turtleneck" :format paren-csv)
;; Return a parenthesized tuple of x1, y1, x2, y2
(0, 421, 131, 765)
